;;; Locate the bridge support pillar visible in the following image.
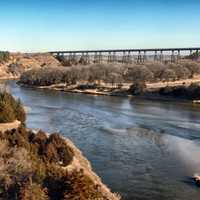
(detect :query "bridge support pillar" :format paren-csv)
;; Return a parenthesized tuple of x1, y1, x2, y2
(69, 53, 73, 61)
(79, 53, 90, 64)
(72, 53, 77, 63)
(99, 53, 103, 63)
(143, 51, 147, 63)
(137, 51, 142, 64)
(195, 50, 199, 60)
(94, 52, 102, 63)
(177, 50, 181, 62)
(94, 53, 98, 63)
(122, 51, 132, 64)
(171, 51, 176, 63)
(122, 51, 126, 63)
(112, 52, 117, 62)
(108, 52, 112, 63)
(159, 51, 164, 62)
(154, 51, 158, 62)
(127, 51, 132, 64)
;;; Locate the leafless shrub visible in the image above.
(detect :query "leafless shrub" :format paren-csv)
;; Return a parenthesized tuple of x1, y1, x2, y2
(0, 140, 32, 187)
(168, 63, 192, 80)
(124, 65, 153, 83)
(180, 60, 200, 77)
(146, 63, 165, 81)
(159, 68, 177, 82)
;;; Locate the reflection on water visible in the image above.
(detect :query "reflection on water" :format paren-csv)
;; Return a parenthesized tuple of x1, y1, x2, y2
(3, 80, 200, 200)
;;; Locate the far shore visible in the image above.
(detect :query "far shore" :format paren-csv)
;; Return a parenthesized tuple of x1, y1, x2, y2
(2, 74, 200, 103)
(17, 80, 200, 104)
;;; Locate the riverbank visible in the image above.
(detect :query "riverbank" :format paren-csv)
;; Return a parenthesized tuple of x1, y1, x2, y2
(0, 92, 120, 200)
(18, 75, 200, 103)
(62, 135, 120, 200)
(0, 89, 120, 199)
(0, 124, 120, 199)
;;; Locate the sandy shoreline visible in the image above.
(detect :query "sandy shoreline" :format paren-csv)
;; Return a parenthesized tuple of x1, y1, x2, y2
(17, 82, 200, 105)
(0, 120, 21, 132)
(2, 76, 200, 103)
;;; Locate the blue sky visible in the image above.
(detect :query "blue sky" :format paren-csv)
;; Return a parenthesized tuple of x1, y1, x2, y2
(0, 0, 200, 52)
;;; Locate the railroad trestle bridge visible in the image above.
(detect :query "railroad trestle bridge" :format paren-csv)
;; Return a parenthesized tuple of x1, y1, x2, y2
(50, 47, 200, 64)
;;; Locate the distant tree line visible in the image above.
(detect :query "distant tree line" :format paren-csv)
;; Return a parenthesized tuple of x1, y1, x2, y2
(19, 60, 200, 88)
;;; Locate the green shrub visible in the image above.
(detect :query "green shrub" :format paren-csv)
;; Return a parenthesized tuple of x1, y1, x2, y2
(0, 91, 26, 123)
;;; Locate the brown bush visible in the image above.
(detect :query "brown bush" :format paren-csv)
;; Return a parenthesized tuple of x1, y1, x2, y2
(32, 130, 47, 146)
(159, 68, 177, 82)
(168, 64, 192, 80)
(129, 82, 147, 95)
(181, 61, 200, 77)
(20, 182, 48, 200)
(146, 63, 165, 81)
(124, 65, 153, 83)
(43, 164, 70, 200)
(46, 134, 74, 165)
(64, 170, 104, 200)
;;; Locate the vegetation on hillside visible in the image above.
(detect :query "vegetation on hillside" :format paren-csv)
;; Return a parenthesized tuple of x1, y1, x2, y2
(0, 126, 74, 200)
(0, 92, 118, 200)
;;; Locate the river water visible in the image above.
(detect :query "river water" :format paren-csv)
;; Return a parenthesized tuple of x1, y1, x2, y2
(3, 80, 200, 200)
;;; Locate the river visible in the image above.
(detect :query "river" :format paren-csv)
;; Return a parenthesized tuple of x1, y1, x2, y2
(3, 80, 200, 200)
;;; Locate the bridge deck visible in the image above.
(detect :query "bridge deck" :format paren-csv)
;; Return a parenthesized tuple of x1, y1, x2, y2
(50, 47, 200, 54)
